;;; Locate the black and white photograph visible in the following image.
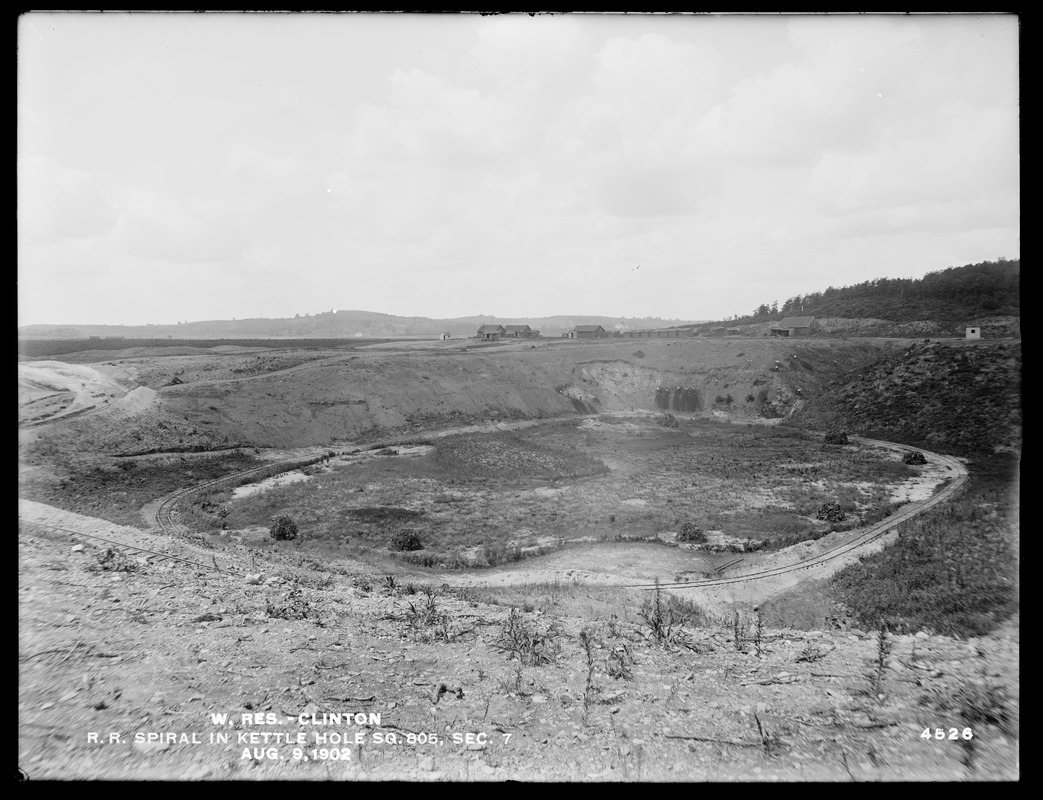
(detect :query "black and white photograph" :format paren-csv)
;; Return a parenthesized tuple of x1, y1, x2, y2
(18, 11, 1019, 782)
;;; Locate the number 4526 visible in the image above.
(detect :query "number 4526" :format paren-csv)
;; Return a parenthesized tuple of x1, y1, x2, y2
(921, 728, 973, 740)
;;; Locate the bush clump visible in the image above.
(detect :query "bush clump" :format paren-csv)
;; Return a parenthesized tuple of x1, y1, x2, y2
(816, 500, 846, 522)
(269, 515, 299, 541)
(903, 450, 928, 465)
(389, 530, 423, 552)
(676, 522, 707, 543)
(824, 430, 849, 445)
(657, 412, 679, 428)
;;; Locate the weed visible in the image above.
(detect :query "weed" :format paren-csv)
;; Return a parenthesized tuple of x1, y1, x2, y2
(497, 664, 526, 696)
(607, 643, 635, 682)
(401, 586, 461, 643)
(753, 606, 764, 658)
(870, 622, 892, 702)
(352, 575, 373, 594)
(753, 711, 783, 758)
(732, 610, 748, 653)
(492, 607, 562, 666)
(93, 547, 137, 573)
(313, 574, 335, 590)
(796, 640, 828, 663)
(640, 580, 675, 643)
(579, 628, 601, 712)
(266, 585, 312, 621)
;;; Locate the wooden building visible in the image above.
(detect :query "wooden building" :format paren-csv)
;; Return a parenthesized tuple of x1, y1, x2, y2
(477, 324, 506, 340)
(770, 316, 819, 337)
(569, 324, 607, 339)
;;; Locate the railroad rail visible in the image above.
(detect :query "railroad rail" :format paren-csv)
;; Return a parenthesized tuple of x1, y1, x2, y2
(19, 399, 117, 430)
(23, 408, 970, 597)
(19, 518, 231, 575)
(632, 442, 967, 591)
(152, 452, 331, 537)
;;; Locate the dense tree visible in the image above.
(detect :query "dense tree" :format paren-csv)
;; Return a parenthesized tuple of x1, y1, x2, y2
(729, 259, 1018, 325)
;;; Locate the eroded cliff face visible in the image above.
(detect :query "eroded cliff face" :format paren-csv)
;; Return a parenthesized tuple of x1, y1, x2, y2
(31, 337, 913, 451)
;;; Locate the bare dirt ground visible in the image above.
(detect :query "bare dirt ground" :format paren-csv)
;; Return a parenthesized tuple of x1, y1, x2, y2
(18, 340, 1019, 781)
(18, 499, 1019, 782)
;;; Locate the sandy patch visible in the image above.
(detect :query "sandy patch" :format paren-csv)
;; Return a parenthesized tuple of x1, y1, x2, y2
(622, 498, 647, 507)
(232, 470, 312, 499)
(890, 461, 951, 503)
(19, 360, 128, 423)
(108, 386, 159, 415)
(531, 486, 570, 498)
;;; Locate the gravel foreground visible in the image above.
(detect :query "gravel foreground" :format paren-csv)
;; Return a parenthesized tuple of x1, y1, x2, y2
(19, 503, 1018, 782)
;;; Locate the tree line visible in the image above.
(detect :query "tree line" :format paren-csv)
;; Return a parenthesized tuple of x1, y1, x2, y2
(739, 258, 1019, 324)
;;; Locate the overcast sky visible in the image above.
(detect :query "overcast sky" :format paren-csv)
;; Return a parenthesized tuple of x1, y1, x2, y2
(18, 12, 1019, 326)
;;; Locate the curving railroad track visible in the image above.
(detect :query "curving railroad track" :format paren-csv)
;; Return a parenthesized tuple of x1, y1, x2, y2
(22, 415, 969, 595)
(631, 438, 967, 591)
(19, 398, 118, 430)
(151, 451, 328, 538)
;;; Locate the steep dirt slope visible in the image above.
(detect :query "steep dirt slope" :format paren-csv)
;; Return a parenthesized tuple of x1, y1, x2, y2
(145, 338, 896, 449)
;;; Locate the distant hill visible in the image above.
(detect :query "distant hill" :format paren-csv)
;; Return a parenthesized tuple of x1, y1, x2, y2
(734, 258, 1020, 326)
(18, 312, 703, 341)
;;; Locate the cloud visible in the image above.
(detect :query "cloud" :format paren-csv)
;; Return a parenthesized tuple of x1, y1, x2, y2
(224, 143, 302, 181)
(110, 189, 252, 264)
(347, 68, 525, 169)
(689, 18, 930, 166)
(807, 104, 1019, 218)
(467, 14, 590, 91)
(18, 156, 118, 244)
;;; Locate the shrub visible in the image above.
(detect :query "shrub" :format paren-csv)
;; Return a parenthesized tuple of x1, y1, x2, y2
(657, 413, 678, 428)
(483, 539, 522, 566)
(903, 450, 928, 465)
(816, 501, 846, 522)
(389, 530, 423, 552)
(269, 515, 299, 541)
(824, 430, 849, 445)
(676, 522, 707, 543)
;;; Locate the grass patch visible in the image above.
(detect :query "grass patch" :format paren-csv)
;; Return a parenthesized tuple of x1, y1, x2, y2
(20, 449, 263, 528)
(831, 454, 1018, 636)
(185, 419, 931, 568)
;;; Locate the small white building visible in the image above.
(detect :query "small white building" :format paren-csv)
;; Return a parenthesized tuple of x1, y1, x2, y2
(440, 332, 451, 340)
(965, 326, 981, 340)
